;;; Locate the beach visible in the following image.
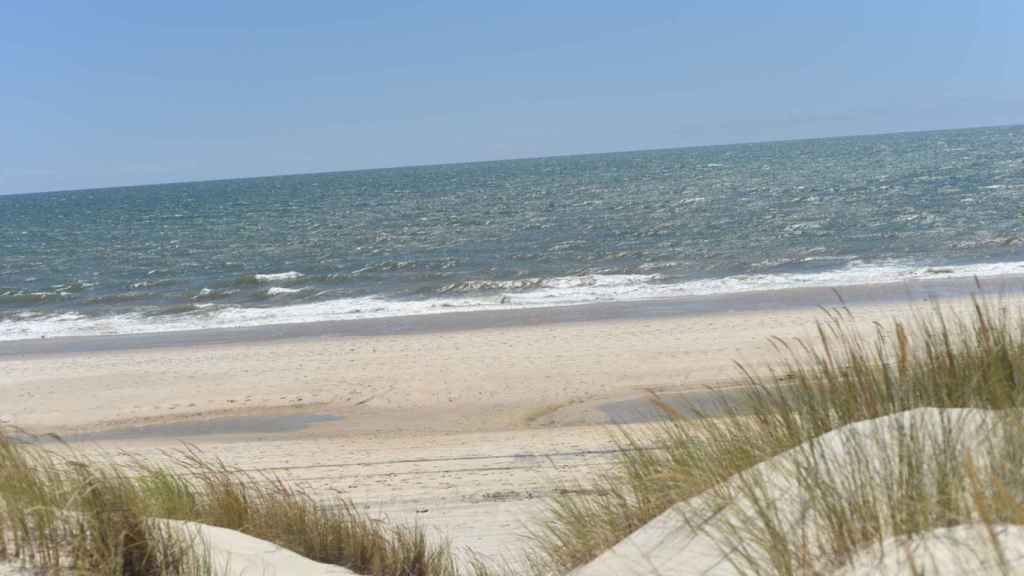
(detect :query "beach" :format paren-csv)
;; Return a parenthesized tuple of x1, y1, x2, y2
(4, 6, 1022, 570)
(4, 280, 1020, 565)
(4, 277, 1012, 435)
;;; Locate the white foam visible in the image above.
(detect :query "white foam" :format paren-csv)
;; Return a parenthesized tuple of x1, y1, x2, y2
(660, 260, 1024, 297)
(3, 260, 1024, 341)
(253, 271, 303, 282)
(266, 286, 303, 296)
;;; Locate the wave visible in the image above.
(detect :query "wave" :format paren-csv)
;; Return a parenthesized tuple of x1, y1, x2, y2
(232, 271, 306, 286)
(191, 288, 237, 301)
(238, 286, 314, 302)
(438, 278, 547, 294)
(253, 271, 304, 282)
(142, 304, 212, 317)
(129, 278, 176, 290)
(4, 260, 1024, 341)
(0, 283, 95, 304)
(83, 292, 150, 305)
(265, 286, 305, 296)
(51, 281, 94, 293)
(0, 291, 61, 305)
(352, 261, 423, 275)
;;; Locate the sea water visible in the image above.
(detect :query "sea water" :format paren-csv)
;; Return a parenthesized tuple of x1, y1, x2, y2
(2, 125, 1023, 340)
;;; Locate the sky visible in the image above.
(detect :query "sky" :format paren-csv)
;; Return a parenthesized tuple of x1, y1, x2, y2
(1, 1, 1022, 195)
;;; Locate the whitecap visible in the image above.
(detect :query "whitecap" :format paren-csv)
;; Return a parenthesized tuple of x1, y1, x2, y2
(6, 261, 1024, 342)
(253, 271, 304, 282)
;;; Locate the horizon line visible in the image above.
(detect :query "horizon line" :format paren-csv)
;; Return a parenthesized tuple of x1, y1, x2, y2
(5, 121, 1022, 198)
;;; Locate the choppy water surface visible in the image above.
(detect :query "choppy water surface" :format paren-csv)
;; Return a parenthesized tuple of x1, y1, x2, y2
(2, 125, 1023, 340)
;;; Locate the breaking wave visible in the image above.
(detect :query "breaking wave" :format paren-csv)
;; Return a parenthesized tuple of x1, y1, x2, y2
(4, 259, 1024, 341)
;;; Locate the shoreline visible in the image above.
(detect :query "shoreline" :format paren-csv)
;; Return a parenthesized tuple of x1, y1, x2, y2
(4, 273, 1023, 358)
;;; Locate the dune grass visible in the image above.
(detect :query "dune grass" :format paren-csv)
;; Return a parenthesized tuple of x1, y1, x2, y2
(0, 428, 208, 575)
(527, 298, 1024, 574)
(0, 431, 494, 575)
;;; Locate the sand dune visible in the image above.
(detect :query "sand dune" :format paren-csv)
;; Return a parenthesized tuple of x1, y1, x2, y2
(572, 408, 1019, 576)
(166, 520, 356, 576)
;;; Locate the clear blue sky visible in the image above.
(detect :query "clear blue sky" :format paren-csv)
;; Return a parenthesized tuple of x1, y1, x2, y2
(2, 1, 1022, 195)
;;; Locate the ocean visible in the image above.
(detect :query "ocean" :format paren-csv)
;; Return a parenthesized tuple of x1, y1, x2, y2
(2, 125, 1023, 341)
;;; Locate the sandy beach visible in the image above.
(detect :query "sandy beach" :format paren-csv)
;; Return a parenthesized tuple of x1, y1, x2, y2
(4, 7, 1021, 572)
(3, 282, 1023, 566)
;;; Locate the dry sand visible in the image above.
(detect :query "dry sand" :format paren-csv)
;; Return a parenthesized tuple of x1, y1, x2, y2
(168, 520, 357, 576)
(2, 291, 1017, 568)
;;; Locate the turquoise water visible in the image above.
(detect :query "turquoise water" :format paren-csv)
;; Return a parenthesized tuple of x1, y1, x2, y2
(2, 125, 1023, 340)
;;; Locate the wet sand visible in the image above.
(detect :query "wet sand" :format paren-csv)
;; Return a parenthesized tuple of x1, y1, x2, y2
(43, 414, 344, 443)
(26, 387, 754, 445)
